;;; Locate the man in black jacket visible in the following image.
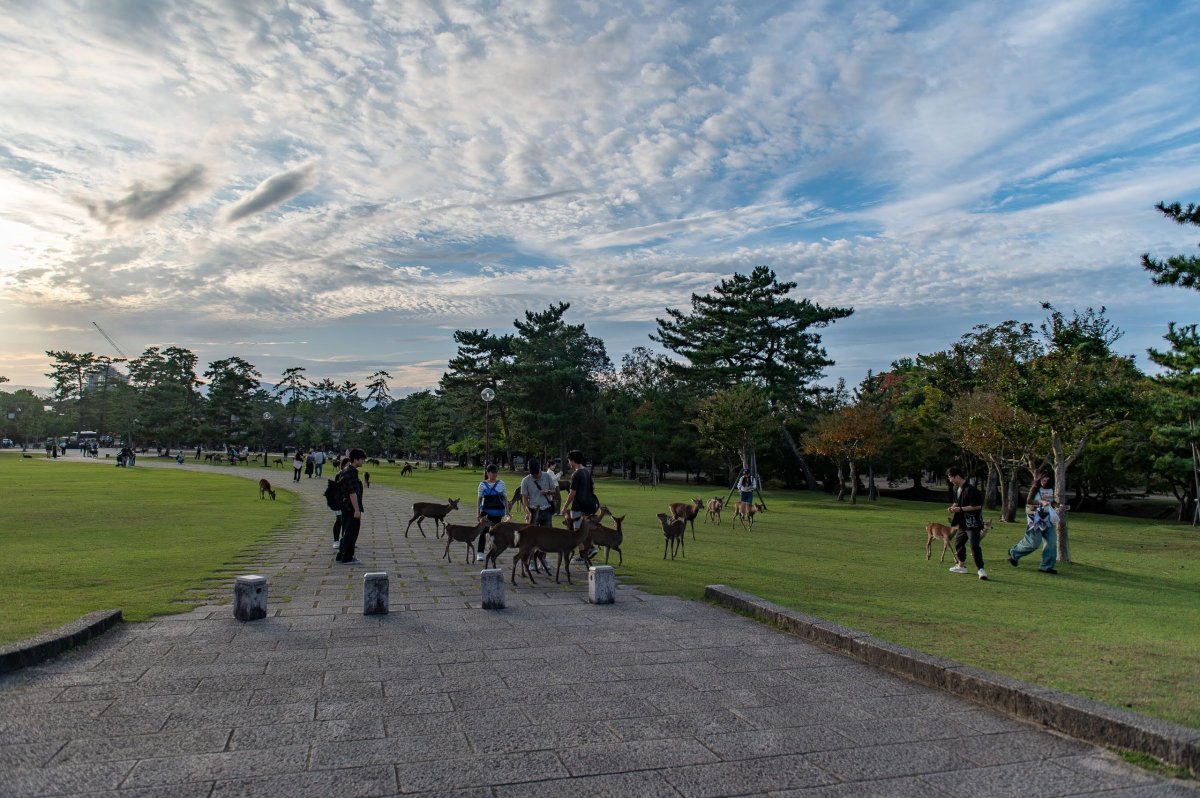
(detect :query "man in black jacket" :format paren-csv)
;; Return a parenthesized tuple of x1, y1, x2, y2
(947, 466, 988, 581)
(336, 449, 367, 564)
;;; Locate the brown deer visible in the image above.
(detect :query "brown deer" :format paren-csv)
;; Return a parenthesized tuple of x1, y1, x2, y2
(272, 458, 284, 467)
(733, 501, 766, 531)
(704, 496, 724, 525)
(668, 497, 704, 540)
(443, 519, 490, 564)
(637, 475, 655, 490)
(656, 513, 685, 559)
(510, 519, 591, 586)
(400, 462, 413, 476)
(579, 514, 626, 566)
(257, 478, 276, 500)
(926, 520, 993, 564)
(404, 498, 460, 538)
(483, 519, 550, 574)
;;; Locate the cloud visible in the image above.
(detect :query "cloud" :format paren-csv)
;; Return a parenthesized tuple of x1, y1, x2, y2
(220, 162, 318, 224)
(84, 164, 205, 227)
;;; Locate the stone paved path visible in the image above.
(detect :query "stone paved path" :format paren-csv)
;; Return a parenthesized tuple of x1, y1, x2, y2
(1, 460, 1195, 797)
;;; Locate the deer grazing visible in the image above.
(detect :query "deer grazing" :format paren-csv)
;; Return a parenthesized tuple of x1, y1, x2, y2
(400, 463, 413, 476)
(704, 496, 724, 525)
(733, 501, 766, 531)
(580, 514, 626, 566)
(637, 475, 655, 490)
(257, 478, 276, 500)
(404, 498, 460, 538)
(510, 518, 591, 586)
(656, 513, 686, 559)
(443, 519, 490, 564)
(668, 497, 704, 540)
(926, 520, 992, 564)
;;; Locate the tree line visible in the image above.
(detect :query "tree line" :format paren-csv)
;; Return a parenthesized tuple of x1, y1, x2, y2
(3, 204, 1197, 550)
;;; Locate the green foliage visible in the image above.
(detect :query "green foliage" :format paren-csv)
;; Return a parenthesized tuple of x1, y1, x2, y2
(1142, 201, 1200, 290)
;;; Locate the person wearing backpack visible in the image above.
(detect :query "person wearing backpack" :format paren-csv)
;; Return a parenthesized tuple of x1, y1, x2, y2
(476, 464, 508, 561)
(562, 450, 600, 561)
(336, 449, 367, 564)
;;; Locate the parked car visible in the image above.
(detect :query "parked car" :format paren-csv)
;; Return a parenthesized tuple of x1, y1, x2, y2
(0, 438, 14, 448)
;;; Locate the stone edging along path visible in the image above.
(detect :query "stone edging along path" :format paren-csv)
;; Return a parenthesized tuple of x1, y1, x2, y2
(705, 584, 1200, 776)
(0, 610, 123, 674)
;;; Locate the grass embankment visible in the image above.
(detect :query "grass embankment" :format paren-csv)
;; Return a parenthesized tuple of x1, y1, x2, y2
(0, 456, 297, 645)
(369, 461, 1200, 730)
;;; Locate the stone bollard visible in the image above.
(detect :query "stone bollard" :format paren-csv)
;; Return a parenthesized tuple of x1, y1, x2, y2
(363, 572, 389, 615)
(234, 575, 267, 621)
(588, 565, 616, 605)
(481, 569, 505, 610)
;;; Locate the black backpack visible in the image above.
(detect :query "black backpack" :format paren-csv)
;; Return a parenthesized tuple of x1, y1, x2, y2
(324, 475, 346, 510)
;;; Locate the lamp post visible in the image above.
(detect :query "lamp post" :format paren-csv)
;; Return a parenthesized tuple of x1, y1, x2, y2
(262, 411, 272, 467)
(480, 387, 495, 468)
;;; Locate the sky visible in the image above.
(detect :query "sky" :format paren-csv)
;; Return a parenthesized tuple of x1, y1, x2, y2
(2, 0, 1200, 396)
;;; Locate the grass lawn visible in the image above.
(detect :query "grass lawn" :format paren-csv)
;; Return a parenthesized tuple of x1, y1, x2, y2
(0, 455, 297, 645)
(369, 461, 1200, 730)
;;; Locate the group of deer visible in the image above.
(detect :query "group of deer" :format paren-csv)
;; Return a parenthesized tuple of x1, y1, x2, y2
(403, 498, 626, 588)
(656, 496, 765, 557)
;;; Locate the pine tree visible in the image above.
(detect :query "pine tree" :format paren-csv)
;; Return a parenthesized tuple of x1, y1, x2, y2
(1142, 202, 1200, 288)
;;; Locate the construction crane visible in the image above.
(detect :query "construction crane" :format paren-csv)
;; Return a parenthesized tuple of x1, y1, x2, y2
(92, 321, 129, 359)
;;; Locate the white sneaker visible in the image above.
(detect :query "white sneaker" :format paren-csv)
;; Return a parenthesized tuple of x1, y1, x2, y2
(948, 565, 969, 574)
(978, 568, 989, 581)
(332, 541, 340, 549)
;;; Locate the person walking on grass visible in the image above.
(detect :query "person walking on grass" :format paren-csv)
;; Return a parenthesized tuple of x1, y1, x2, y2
(1008, 471, 1059, 574)
(336, 449, 366, 564)
(477, 464, 508, 562)
(947, 466, 988, 580)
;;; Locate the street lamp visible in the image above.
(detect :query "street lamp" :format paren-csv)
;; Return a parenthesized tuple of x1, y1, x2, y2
(480, 387, 495, 468)
(262, 411, 272, 467)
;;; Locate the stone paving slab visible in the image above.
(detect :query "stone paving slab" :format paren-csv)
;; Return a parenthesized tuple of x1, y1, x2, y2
(0, 460, 1195, 796)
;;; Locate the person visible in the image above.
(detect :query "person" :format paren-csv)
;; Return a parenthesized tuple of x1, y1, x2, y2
(304, 451, 315, 478)
(336, 449, 366, 564)
(519, 458, 558, 527)
(175, 451, 184, 464)
(562, 450, 600, 561)
(947, 466, 987, 580)
(477, 464, 507, 561)
(313, 448, 326, 477)
(1008, 501, 1060, 574)
(735, 468, 758, 504)
(292, 451, 304, 482)
(195, 444, 202, 460)
(331, 457, 348, 551)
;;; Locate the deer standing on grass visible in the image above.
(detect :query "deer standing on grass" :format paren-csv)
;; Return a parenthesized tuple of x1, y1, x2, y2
(704, 496, 724, 525)
(258, 478, 276, 500)
(404, 498, 460, 538)
(926, 520, 992, 564)
(443, 519, 490, 564)
(656, 513, 686, 559)
(734, 501, 766, 531)
(668, 498, 704, 540)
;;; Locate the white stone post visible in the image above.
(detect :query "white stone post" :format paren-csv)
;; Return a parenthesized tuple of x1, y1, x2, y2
(234, 575, 267, 621)
(481, 568, 505, 610)
(588, 565, 615, 605)
(364, 572, 389, 615)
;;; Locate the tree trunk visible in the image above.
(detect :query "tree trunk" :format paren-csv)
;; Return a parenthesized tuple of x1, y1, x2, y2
(779, 424, 817, 490)
(1002, 466, 1020, 523)
(911, 470, 924, 490)
(1051, 430, 1084, 564)
(848, 459, 858, 505)
(835, 459, 846, 501)
(984, 464, 999, 510)
(867, 463, 878, 501)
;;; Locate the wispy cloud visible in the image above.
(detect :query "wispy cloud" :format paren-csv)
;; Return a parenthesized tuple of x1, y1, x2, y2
(85, 164, 205, 227)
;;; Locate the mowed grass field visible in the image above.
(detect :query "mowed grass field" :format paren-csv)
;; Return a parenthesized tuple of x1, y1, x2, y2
(368, 462, 1200, 730)
(0, 455, 297, 645)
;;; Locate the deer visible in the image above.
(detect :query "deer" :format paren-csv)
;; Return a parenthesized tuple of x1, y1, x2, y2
(637, 475, 655, 490)
(510, 518, 592, 586)
(484, 519, 551, 574)
(400, 463, 413, 476)
(668, 497, 704, 541)
(579, 514, 625, 566)
(272, 457, 284, 467)
(733, 501, 766, 531)
(704, 496, 724, 525)
(203, 452, 215, 462)
(404, 498, 460, 538)
(443, 519, 490, 564)
(926, 520, 992, 564)
(656, 513, 686, 560)
(257, 478, 276, 500)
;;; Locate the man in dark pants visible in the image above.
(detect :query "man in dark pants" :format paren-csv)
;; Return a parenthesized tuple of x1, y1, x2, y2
(336, 449, 367, 564)
(947, 466, 988, 580)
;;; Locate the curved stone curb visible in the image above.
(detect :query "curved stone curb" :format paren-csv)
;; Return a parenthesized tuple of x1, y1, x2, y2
(0, 609, 122, 674)
(705, 584, 1199, 776)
